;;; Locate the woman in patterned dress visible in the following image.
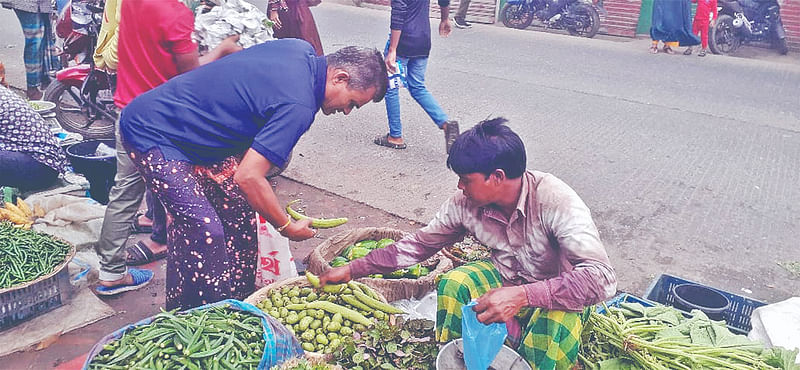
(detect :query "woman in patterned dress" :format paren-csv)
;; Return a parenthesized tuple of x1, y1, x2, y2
(0, 85, 67, 190)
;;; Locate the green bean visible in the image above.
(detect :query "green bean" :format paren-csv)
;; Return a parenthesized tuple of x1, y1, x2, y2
(0, 222, 71, 289)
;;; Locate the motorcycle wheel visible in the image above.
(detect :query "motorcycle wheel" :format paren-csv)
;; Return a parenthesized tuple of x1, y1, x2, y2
(501, 3, 535, 30)
(773, 38, 788, 55)
(266, 151, 292, 179)
(44, 79, 117, 140)
(709, 14, 740, 55)
(566, 3, 600, 38)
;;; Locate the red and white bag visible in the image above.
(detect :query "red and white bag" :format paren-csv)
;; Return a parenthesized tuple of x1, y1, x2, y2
(255, 215, 298, 287)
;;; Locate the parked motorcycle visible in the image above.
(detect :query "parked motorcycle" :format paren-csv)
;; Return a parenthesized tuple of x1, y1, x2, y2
(501, 0, 600, 38)
(710, 0, 788, 55)
(45, 0, 117, 140)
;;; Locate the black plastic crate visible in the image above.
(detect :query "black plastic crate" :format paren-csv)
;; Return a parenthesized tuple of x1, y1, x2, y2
(0, 267, 71, 331)
(643, 274, 766, 335)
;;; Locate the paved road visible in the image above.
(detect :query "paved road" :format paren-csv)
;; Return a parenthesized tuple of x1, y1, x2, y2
(1, 3, 797, 303)
(287, 3, 800, 302)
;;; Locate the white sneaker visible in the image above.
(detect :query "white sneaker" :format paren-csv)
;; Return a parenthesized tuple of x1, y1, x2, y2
(454, 18, 472, 29)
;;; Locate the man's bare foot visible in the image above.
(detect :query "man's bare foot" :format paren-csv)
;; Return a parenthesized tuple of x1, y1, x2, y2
(26, 87, 42, 100)
(98, 272, 134, 287)
(140, 238, 167, 256)
(137, 214, 153, 228)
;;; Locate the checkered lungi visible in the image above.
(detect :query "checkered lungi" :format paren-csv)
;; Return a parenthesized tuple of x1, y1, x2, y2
(436, 261, 590, 370)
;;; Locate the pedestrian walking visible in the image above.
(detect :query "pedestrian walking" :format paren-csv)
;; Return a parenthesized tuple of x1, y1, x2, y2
(1, 0, 61, 99)
(268, 0, 324, 56)
(649, 0, 700, 54)
(684, 0, 717, 57)
(375, 0, 459, 152)
(120, 40, 387, 310)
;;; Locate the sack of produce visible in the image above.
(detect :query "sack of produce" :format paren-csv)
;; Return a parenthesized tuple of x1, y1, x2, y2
(83, 299, 302, 370)
(245, 272, 404, 357)
(441, 234, 491, 267)
(306, 227, 453, 302)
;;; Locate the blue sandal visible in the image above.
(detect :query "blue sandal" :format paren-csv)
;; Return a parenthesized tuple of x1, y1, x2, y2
(95, 268, 154, 296)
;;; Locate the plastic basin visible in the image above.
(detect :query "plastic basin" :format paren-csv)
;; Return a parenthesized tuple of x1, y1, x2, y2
(65, 140, 116, 204)
(671, 283, 730, 321)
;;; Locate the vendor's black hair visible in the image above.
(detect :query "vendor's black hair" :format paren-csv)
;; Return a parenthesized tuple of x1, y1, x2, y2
(326, 47, 388, 103)
(446, 117, 526, 179)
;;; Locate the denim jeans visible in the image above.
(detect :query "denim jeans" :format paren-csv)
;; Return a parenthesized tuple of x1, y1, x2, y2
(385, 44, 449, 139)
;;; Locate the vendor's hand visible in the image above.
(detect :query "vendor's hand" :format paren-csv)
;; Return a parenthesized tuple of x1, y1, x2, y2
(439, 19, 452, 37)
(319, 265, 352, 286)
(280, 218, 315, 241)
(269, 10, 282, 29)
(473, 286, 527, 324)
(216, 34, 243, 57)
(384, 50, 397, 73)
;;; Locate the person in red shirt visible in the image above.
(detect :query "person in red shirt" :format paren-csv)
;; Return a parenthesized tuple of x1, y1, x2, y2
(95, 0, 241, 296)
(684, 0, 718, 56)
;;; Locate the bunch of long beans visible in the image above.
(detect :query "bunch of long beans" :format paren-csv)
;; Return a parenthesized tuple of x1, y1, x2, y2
(89, 304, 266, 370)
(580, 305, 782, 370)
(0, 222, 72, 289)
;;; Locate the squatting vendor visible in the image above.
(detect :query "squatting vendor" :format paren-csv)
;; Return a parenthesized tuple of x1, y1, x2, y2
(321, 118, 617, 369)
(119, 39, 387, 310)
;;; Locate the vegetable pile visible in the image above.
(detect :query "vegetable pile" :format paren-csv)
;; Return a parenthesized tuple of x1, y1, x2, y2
(0, 199, 44, 229)
(0, 221, 72, 289)
(257, 272, 404, 354)
(446, 234, 490, 263)
(580, 302, 800, 370)
(330, 239, 431, 279)
(89, 304, 266, 370)
(271, 357, 342, 370)
(332, 318, 439, 370)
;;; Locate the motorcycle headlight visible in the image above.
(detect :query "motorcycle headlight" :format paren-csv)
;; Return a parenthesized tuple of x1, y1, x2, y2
(732, 18, 743, 27)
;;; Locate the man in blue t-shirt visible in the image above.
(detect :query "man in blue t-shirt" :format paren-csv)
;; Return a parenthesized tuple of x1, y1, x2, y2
(119, 40, 387, 310)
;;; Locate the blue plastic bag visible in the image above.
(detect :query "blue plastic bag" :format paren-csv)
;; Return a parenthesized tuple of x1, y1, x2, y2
(461, 300, 508, 370)
(82, 299, 303, 369)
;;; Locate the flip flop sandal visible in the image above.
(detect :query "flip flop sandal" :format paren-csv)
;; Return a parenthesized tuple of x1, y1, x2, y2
(663, 46, 675, 55)
(698, 50, 707, 57)
(131, 212, 153, 234)
(650, 45, 659, 54)
(683, 48, 693, 55)
(373, 134, 407, 149)
(126, 240, 168, 266)
(95, 268, 153, 296)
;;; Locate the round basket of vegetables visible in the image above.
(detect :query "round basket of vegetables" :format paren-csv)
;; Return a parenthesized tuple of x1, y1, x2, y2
(245, 272, 403, 358)
(306, 227, 453, 302)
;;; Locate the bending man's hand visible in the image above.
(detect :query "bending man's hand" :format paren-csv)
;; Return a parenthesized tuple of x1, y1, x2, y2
(319, 265, 352, 286)
(280, 218, 315, 241)
(473, 286, 527, 324)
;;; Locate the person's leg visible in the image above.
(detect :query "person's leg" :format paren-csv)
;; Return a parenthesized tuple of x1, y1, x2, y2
(96, 119, 148, 287)
(200, 158, 258, 300)
(516, 308, 590, 370)
(144, 190, 155, 221)
(436, 261, 504, 341)
(383, 40, 405, 142)
(0, 150, 58, 190)
(149, 196, 167, 245)
(405, 56, 449, 129)
(13, 9, 45, 99)
(698, 21, 709, 56)
(454, 0, 473, 28)
(128, 148, 234, 310)
(405, 56, 459, 152)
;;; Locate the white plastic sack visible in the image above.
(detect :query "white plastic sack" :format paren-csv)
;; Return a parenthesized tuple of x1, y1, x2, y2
(193, 0, 273, 51)
(391, 290, 438, 321)
(748, 297, 800, 364)
(255, 215, 298, 288)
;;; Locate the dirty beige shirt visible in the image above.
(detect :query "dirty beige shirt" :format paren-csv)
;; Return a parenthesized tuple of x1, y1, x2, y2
(349, 170, 617, 311)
